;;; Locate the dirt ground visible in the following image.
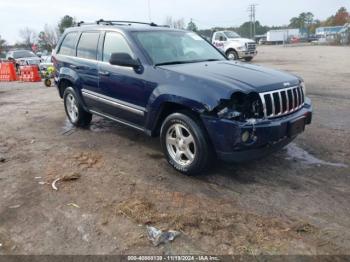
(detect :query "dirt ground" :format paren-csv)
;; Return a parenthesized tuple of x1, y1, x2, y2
(0, 45, 349, 255)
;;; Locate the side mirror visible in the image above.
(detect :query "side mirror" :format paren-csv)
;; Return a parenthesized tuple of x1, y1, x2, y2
(219, 36, 225, 41)
(109, 53, 141, 69)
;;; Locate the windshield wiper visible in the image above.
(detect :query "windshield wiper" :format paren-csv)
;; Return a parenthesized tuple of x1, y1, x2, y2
(199, 59, 222, 62)
(155, 59, 222, 66)
(155, 61, 195, 66)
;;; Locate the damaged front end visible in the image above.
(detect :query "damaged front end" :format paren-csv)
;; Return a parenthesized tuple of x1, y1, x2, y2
(200, 90, 313, 162)
(213, 92, 264, 122)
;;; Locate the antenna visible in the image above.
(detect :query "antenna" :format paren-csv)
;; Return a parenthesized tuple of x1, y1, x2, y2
(148, 0, 152, 22)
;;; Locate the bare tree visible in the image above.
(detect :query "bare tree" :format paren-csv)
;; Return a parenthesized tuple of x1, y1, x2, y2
(44, 24, 59, 48)
(19, 27, 37, 48)
(174, 18, 185, 29)
(164, 16, 175, 27)
(164, 16, 185, 29)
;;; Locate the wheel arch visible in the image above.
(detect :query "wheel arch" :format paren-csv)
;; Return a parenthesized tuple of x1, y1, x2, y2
(146, 96, 209, 137)
(225, 48, 238, 56)
(58, 78, 74, 98)
(57, 67, 80, 98)
(58, 77, 89, 112)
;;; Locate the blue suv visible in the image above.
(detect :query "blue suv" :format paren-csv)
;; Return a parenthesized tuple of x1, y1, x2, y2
(53, 20, 312, 175)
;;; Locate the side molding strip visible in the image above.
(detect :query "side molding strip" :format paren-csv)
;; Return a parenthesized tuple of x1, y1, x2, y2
(82, 89, 145, 116)
(89, 110, 145, 132)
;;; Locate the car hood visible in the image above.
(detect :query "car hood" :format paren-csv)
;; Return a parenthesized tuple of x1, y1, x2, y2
(16, 57, 41, 63)
(158, 61, 300, 94)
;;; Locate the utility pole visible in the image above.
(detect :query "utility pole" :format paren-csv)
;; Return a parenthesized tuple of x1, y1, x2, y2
(247, 4, 258, 39)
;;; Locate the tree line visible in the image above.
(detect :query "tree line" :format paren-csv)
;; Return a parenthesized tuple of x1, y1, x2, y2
(0, 7, 349, 54)
(196, 7, 349, 39)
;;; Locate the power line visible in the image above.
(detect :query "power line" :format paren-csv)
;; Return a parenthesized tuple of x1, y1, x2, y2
(247, 4, 258, 39)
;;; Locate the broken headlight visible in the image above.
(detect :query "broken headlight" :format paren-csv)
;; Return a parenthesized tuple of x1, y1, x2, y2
(216, 92, 264, 121)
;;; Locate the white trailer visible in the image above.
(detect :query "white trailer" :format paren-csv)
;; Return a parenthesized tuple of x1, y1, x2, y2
(266, 29, 300, 43)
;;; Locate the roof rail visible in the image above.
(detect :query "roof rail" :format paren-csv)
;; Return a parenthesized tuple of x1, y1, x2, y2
(77, 21, 97, 27)
(96, 19, 159, 26)
(77, 19, 170, 28)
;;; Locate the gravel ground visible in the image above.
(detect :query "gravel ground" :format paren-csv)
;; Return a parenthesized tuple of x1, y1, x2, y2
(0, 45, 349, 255)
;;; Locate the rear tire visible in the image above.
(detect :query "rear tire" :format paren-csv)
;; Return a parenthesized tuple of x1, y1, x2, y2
(63, 87, 92, 127)
(160, 112, 212, 175)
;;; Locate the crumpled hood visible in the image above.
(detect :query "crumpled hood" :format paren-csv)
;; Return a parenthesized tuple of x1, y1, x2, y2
(158, 61, 300, 94)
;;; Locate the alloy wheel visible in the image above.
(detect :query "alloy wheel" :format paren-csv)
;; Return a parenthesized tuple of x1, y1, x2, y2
(166, 123, 196, 167)
(66, 93, 79, 122)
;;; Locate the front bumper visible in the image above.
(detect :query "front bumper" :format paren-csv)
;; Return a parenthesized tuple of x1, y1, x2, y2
(201, 98, 312, 162)
(237, 50, 257, 59)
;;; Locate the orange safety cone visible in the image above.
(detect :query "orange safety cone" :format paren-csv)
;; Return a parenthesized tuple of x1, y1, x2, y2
(0, 62, 17, 81)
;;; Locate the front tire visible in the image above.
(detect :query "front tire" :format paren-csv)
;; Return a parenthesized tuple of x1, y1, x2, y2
(160, 113, 212, 175)
(44, 78, 52, 87)
(63, 87, 92, 127)
(244, 57, 253, 62)
(226, 50, 238, 60)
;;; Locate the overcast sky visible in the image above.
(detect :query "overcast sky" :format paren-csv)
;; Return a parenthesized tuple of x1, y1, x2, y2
(1, 0, 349, 44)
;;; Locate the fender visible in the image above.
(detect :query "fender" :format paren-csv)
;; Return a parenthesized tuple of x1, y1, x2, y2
(145, 93, 209, 133)
(224, 42, 243, 55)
(57, 67, 88, 110)
(58, 66, 80, 92)
(144, 83, 233, 133)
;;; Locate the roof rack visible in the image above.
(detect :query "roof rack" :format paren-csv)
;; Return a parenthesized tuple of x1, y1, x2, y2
(77, 19, 166, 27)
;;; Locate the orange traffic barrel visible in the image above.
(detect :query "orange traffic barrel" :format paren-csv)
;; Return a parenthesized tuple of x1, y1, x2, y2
(0, 62, 17, 81)
(19, 66, 41, 82)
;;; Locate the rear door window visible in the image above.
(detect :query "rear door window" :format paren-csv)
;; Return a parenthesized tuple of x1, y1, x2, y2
(58, 32, 78, 56)
(102, 32, 133, 62)
(77, 32, 100, 60)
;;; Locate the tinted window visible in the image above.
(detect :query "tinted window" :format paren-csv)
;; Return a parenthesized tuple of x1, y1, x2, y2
(103, 32, 133, 62)
(215, 33, 226, 41)
(77, 32, 100, 60)
(58, 32, 78, 56)
(224, 31, 240, 38)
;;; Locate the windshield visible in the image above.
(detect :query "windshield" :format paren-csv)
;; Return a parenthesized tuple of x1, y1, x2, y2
(13, 50, 37, 59)
(224, 31, 241, 39)
(133, 31, 225, 66)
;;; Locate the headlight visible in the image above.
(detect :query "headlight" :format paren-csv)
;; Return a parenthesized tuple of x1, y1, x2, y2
(237, 46, 246, 51)
(301, 81, 306, 95)
(216, 92, 263, 121)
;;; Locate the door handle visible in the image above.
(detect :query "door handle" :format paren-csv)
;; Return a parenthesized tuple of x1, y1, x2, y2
(99, 71, 110, 76)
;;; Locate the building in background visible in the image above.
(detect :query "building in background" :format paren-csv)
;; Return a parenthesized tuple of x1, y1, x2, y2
(315, 25, 350, 45)
(339, 24, 350, 45)
(315, 26, 344, 37)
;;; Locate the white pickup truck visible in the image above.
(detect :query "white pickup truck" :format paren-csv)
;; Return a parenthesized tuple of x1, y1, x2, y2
(212, 31, 257, 61)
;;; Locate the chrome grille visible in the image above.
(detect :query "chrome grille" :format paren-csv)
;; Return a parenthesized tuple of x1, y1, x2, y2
(259, 86, 305, 118)
(247, 43, 256, 52)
